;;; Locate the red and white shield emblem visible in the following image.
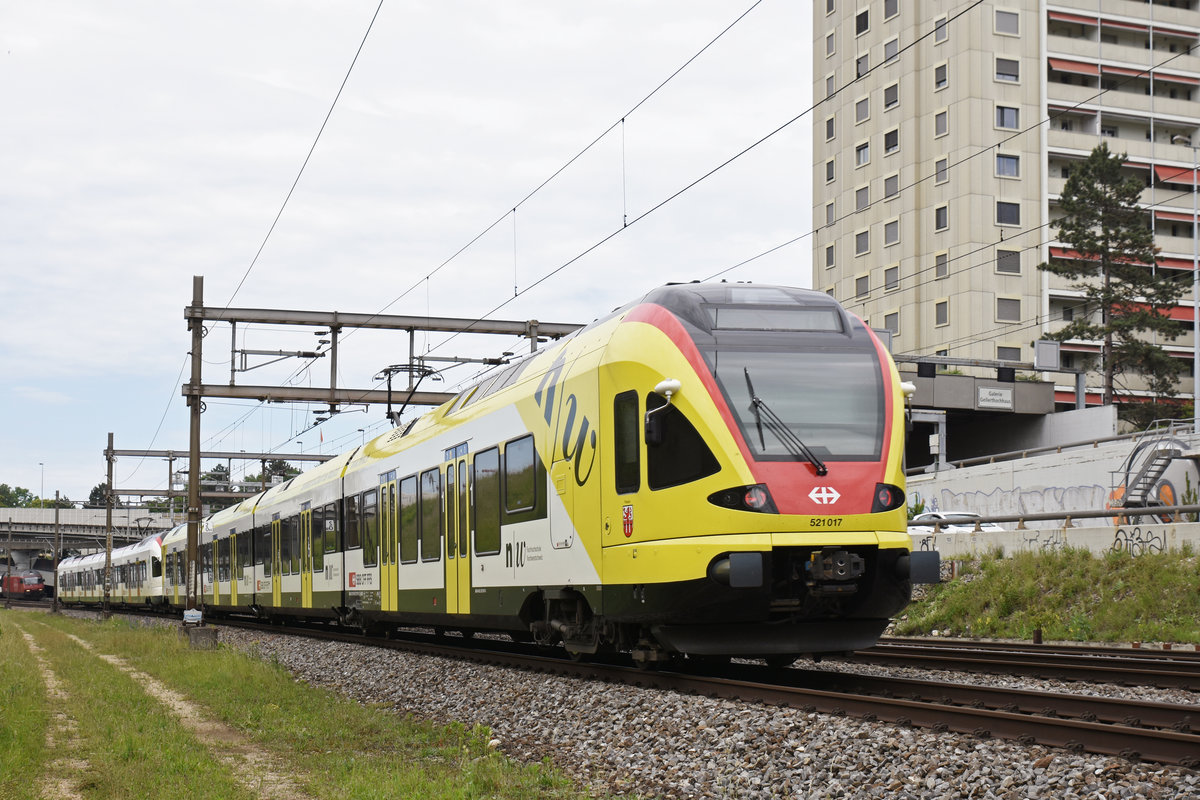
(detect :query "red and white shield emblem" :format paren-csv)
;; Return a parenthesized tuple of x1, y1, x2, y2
(622, 504, 634, 537)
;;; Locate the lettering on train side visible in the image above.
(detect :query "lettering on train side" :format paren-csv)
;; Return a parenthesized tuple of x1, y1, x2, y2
(534, 353, 598, 487)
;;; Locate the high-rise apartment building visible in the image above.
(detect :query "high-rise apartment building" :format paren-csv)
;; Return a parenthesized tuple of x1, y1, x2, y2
(813, 0, 1200, 410)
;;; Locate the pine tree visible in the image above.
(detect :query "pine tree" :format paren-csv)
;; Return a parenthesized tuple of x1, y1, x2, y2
(1039, 142, 1186, 424)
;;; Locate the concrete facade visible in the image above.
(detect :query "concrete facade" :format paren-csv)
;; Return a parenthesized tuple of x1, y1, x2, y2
(814, 0, 1200, 405)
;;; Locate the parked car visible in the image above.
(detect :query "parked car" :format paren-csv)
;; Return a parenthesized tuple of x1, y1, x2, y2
(909, 511, 1005, 534)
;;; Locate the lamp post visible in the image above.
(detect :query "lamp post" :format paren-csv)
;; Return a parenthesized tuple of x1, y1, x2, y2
(357, 428, 365, 447)
(38, 462, 44, 508)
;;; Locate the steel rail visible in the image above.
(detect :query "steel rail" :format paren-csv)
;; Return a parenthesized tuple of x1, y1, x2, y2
(193, 617, 1200, 767)
(852, 643, 1200, 690)
(879, 637, 1200, 663)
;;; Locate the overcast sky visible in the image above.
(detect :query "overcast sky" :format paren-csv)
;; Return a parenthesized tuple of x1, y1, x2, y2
(1, 1, 813, 504)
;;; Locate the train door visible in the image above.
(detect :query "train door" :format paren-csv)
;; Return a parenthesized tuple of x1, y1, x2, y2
(456, 455, 470, 612)
(381, 473, 398, 612)
(444, 461, 459, 614)
(300, 505, 313, 609)
(271, 515, 282, 607)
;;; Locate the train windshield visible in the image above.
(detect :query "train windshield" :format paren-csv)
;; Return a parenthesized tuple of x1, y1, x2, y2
(710, 347, 884, 462)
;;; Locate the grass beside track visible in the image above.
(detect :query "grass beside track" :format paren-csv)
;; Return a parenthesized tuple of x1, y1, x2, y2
(1, 610, 606, 800)
(895, 546, 1200, 643)
(0, 612, 50, 798)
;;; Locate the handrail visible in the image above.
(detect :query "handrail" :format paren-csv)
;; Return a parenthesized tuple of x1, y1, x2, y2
(908, 502, 1200, 532)
(905, 418, 1199, 475)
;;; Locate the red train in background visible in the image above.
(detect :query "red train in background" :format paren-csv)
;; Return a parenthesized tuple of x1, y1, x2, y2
(1, 569, 47, 600)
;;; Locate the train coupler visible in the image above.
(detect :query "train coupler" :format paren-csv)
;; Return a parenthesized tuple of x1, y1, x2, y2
(805, 548, 865, 596)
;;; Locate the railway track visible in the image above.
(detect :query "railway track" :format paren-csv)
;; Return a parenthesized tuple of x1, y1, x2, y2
(196, 616, 1200, 768)
(46, 607, 1200, 767)
(852, 638, 1200, 690)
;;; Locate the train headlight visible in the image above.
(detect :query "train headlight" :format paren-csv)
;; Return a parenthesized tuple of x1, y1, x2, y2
(707, 484, 778, 513)
(870, 483, 905, 513)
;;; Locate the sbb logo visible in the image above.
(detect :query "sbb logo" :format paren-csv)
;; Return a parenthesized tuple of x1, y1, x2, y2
(808, 486, 841, 505)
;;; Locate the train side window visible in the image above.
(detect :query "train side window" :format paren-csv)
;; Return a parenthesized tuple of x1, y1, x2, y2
(473, 448, 501, 556)
(614, 390, 640, 494)
(344, 494, 361, 550)
(256, 526, 269, 570)
(238, 532, 249, 579)
(324, 502, 338, 554)
(289, 515, 301, 574)
(504, 435, 536, 512)
(362, 490, 379, 567)
(152, 555, 162, 579)
(645, 394, 721, 490)
(420, 468, 441, 562)
(399, 476, 418, 563)
(311, 506, 324, 573)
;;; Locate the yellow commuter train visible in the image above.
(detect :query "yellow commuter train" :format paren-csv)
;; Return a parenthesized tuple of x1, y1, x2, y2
(67, 283, 938, 664)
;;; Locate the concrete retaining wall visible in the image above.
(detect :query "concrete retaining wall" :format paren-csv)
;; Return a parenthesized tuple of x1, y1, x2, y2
(912, 520, 1200, 559)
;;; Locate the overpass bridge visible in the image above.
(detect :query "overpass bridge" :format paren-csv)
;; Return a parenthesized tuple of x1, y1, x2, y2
(0, 507, 175, 552)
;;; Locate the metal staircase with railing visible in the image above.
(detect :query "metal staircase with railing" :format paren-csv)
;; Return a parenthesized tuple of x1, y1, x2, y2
(1110, 421, 1200, 509)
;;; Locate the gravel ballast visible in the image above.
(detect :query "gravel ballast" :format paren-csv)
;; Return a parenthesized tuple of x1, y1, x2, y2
(215, 626, 1200, 799)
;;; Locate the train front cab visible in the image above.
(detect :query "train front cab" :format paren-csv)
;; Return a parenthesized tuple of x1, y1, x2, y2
(590, 286, 937, 660)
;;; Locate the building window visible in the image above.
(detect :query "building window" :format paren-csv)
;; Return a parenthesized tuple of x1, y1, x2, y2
(934, 63, 948, 90)
(884, 312, 899, 335)
(884, 219, 899, 245)
(855, 141, 870, 166)
(884, 82, 899, 109)
(826, 201, 836, 226)
(935, 251, 948, 278)
(884, 173, 899, 198)
(825, 115, 835, 141)
(1101, 125, 1118, 138)
(826, 73, 837, 98)
(995, 10, 1019, 35)
(827, 0, 835, 13)
(884, 128, 899, 154)
(996, 201, 1020, 225)
(825, 244, 835, 268)
(997, 249, 1021, 274)
(884, 0, 898, 19)
(885, 265, 899, 290)
(935, 300, 949, 327)
(857, 53, 870, 78)
(997, 345, 1021, 361)
(935, 110, 948, 137)
(826, 32, 836, 57)
(1062, 305, 1074, 321)
(855, 186, 869, 212)
(855, 96, 870, 123)
(855, 274, 870, 297)
(855, 229, 870, 255)
(856, 9, 869, 35)
(996, 57, 1020, 83)
(996, 154, 1020, 177)
(826, 158, 835, 183)
(935, 205, 948, 231)
(996, 105, 1019, 130)
(934, 17, 947, 43)
(935, 158, 948, 183)
(996, 297, 1021, 322)
(884, 37, 899, 63)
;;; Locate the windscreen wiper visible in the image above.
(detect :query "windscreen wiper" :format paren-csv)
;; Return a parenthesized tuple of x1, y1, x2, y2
(743, 368, 828, 476)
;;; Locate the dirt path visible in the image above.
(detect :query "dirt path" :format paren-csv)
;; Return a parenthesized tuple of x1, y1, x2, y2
(64, 631, 319, 800)
(14, 622, 87, 800)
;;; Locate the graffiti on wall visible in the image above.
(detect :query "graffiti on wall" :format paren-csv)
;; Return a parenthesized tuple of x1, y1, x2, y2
(1021, 529, 1067, 552)
(1111, 527, 1166, 556)
(909, 484, 1109, 519)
